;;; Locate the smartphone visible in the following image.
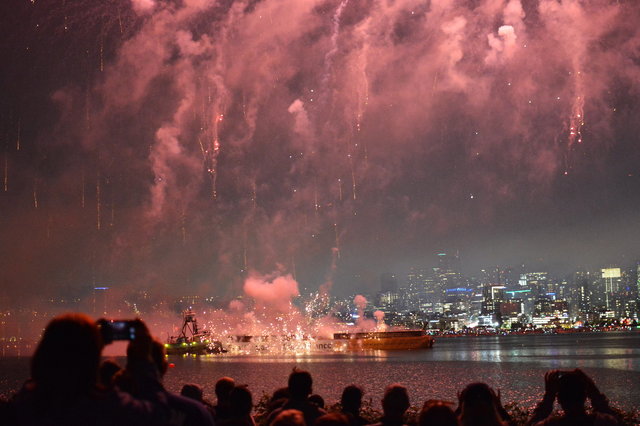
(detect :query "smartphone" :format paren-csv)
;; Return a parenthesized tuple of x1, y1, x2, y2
(97, 319, 136, 343)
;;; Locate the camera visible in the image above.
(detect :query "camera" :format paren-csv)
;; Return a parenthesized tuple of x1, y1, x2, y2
(97, 319, 137, 344)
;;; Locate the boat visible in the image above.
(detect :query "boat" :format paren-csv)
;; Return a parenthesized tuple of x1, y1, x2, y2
(221, 329, 434, 354)
(332, 330, 435, 350)
(165, 310, 226, 355)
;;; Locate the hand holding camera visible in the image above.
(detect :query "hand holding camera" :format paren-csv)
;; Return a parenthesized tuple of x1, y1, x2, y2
(97, 318, 153, 365)
(97, 319, 138, 344)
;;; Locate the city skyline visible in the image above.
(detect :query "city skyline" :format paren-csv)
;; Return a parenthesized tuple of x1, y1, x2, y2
(1, 0, 640, 304)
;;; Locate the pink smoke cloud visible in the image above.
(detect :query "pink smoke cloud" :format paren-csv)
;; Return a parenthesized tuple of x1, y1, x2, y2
(243, 272, 300, 313)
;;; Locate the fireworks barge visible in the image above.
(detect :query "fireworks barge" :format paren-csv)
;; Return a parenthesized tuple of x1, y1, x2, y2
(332, 330, 434, 351)
(222, 330, 434, 354)
(165, 310, 226, 355)
(166, 311, 433, 354)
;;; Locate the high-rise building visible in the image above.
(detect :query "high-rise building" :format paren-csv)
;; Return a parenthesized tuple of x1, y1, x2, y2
(378, 273, 399, 312)
(481, 284, 505, 316)
(405, 267, 441, 313)
(517, 272, 548, 316)
(574, 271, 592, 313)
(601, 268, 622, 312)
(434, 252, 462, 302)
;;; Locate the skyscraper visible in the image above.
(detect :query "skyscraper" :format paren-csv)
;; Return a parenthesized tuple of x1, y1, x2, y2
(434, 252, 462, 302)
(601, 267, 622, 311)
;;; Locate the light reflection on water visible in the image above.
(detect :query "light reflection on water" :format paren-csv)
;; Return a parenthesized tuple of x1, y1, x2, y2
(1, 332, 639, 411)
(158, 332, 640, 411)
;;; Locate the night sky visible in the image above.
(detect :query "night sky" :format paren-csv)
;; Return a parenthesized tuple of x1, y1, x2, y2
(1, 0, 639, 304)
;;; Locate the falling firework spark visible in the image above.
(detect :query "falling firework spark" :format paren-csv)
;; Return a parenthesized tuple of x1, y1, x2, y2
(314, 181, 319, 213)
(16, 120, 21, 151)
(96, 171, 101, 230)
(32, 178, 38, 209)
(568, 71, 585, 146)
(349, 155, 357, 201)
(81, 168, 85, 208)
(85, 86, 91, 130)
(181, 209, 187, 245)
(204, 113, 223, 200)
(243, 235, 248, 271)
(99, 32, 104, 72)
(334, 222, 341, 259)
(251, 179, 257, 209)
(322, 0, 350, 96)
(3, 152, 7, 192)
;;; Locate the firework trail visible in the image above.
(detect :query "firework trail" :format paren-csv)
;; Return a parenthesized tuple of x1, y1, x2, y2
(33, 178, 38, 209)
(81, 168, 86, 208)
(16, 120, 21, 151)
(206, 112, 222, 200)
(3, 152, 7, 192)
(333, 223, 341, 259)
(96, 171, 101, 230)
(322, 0, 350, 98)
(568, 67, 585, 147)
(351, 14, 371, 158)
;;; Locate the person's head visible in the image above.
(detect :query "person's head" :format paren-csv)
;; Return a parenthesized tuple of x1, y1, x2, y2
(98, 359, 122, 389)
(229, 385, 253, 417)
(216, 376, 236, 403)
(31, 313, 103, 396)
(271, 409, 306, 426)
(556, 371, 588, 411)
(419, 400, 458, 426)
(271, 387, 291, 403)
(181, 383, 204, 402)
(341, 385, 363, 413)
(381, 384, 410, 418)
(288, 368, 313, 399)
(315, 412, 350, 426)
(457, 383, 501, 426)
(309, 394, 325, 409)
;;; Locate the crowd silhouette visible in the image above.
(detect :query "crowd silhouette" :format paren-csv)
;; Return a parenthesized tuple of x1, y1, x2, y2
(0, 314, 627, 426)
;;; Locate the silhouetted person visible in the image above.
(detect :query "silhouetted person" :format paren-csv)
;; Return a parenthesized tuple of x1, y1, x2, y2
(309, 394, 325, 410)
(267, 387, 291, 415)
(98, 358, 122, 390)
(369, 384, 410, 426)
(419, 400, 459, 426)
(218, 385, 255, 426)
(268, 368, 326, 426)
(182, 383, 215, 416)
(214, 376, 236, 422)
(5, 313, 170, 426)
(315, 412, 350, 426)
(340, 385, 368, 426)
(182, 383, 205, 402)
(456, 383, 510, 426)
(116, 339, 214, 426)
(527, 369, 620, 426)
(272, 409, 306, 426)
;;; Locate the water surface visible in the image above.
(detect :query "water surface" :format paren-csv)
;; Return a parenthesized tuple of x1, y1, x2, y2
(2, 332, 639, 411)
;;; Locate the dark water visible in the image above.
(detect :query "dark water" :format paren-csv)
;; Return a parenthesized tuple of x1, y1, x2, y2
(2, 332, 639, 411)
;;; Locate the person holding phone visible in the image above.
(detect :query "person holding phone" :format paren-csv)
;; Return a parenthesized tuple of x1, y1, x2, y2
(5, 313, 172, 425)
(527, 369, 621, 425)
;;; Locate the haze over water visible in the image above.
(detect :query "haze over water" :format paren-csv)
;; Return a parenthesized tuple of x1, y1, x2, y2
(2, 332, 639, 412)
